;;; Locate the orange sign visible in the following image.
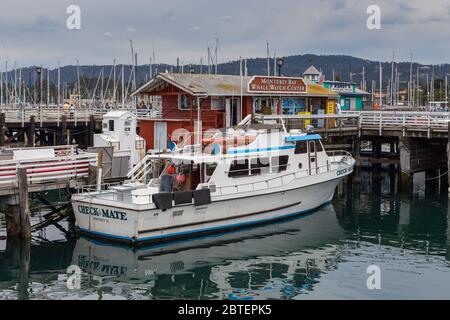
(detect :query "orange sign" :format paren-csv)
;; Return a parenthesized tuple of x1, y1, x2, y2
(248, 76, 308, 94)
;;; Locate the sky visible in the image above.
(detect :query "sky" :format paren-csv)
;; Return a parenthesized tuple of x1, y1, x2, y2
(1, 0, 450, 69)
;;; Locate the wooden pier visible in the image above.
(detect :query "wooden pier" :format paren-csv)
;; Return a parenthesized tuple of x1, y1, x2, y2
(0, 145, 98, 240)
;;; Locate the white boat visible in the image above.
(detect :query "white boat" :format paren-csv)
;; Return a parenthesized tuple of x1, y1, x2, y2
(71, 119, 355, 245)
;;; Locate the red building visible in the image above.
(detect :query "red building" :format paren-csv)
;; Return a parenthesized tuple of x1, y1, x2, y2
(133, 73, 338, 151)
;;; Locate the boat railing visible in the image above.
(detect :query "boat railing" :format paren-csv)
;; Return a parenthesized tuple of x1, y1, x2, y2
(76, 181, 127, 194)
(210, 151, 353, 197)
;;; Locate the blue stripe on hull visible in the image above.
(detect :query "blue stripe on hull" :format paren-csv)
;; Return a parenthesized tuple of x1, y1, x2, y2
(79, 201, 332, 244)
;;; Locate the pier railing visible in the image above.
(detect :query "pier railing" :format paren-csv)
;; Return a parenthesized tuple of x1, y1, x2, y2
(0, 105, 163, 125)
(0, 145, 98, 188)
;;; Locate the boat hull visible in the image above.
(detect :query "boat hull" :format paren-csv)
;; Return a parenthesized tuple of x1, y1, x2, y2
(72, 175, 346, 246)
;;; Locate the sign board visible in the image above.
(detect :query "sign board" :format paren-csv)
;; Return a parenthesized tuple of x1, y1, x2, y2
(328, 83, 354, 93)
(248, 76, 307, 94)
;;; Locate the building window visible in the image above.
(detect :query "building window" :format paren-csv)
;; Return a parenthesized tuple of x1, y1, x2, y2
(228, 160, 249, 178)
(135, 140, 145, 150)
(254, 98, 278, 115)
(272, 156, 289, 173)
(250, 158, 271, 175)
(178, 95, 191, 110)
(211, 97, 225, 110)
(282, 98, 306, 115)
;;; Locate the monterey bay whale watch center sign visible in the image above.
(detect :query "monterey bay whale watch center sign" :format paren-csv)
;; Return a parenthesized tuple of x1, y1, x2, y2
(248, 76, 308, 94)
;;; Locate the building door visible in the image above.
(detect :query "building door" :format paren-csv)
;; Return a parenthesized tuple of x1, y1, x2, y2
(154, 122, 167, 152)
(226, 98, 241, 127)
(308, 140, 318, 175)
(350, 98, 357, 110)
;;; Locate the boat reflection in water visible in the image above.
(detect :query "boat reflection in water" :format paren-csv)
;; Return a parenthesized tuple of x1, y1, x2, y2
(72, 203, 347, 300)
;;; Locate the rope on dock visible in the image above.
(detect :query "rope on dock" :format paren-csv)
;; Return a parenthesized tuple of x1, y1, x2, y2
(425, 171, 449, 181)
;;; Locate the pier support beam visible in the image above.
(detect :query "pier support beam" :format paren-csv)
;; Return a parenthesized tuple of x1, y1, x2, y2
(60, 115, 67, 145)
(0, 113, 6, 146)
(448, 122, 450, 198)
(26, 116, 36, 147)
(4, 168, 31, 239)
(425, 169, 439, 196)
(352, 138, 361, 183)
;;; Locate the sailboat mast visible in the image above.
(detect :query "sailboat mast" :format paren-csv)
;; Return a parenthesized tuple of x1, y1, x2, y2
(379, 61, 383, 107)
(113, 59, 116, 105)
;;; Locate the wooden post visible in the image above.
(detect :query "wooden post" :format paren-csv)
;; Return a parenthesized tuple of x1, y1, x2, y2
(26, 116, 36, 147)
(448, 122, 450, 198)
(60, 115, 67, 145)
(0, 113, 5, 147)
(5, 204, 21, 238)
(17, 168, 31, 239)
(88, 115, 95, 147)
(352, 138, 361, 183)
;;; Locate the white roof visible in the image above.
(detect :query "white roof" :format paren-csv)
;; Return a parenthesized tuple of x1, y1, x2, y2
(103, 110, 136, 119)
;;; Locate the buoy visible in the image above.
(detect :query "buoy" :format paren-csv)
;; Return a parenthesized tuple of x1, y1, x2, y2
(169, 141, 177, 152)
(211, 143, 222, 155)
(167, 166, 176, 175)
(176, 174, 186, 184)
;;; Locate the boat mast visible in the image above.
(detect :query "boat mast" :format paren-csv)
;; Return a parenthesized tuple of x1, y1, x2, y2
(1, 69, 3, 108)
(113, 59, 116, 105)
(46, 67, 50, 106)
(77, 59, 81, 109)
(122, 64, 125, 107)
(379, 61, 383, 107)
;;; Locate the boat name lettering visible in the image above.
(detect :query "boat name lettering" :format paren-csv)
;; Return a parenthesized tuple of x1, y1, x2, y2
(78, 205, 128, 221)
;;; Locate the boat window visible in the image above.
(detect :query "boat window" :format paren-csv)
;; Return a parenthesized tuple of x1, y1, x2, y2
(295, 141, 308, 154)
(317, 141, 324, 152)
(109, 120, 115, 132)
(206, 163, 218, 177)
(309, 141, 316, 154)
(250, 158, 271, 175)
(228, 160, 249, 178)
(272, 156, 289, 173)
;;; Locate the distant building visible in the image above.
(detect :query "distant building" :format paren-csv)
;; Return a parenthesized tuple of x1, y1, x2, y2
(302, 65, 322, 83)
(322, 81, 370, 111)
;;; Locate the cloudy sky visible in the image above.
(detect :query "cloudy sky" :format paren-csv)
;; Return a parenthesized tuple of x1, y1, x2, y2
(1, 0, 450, 68)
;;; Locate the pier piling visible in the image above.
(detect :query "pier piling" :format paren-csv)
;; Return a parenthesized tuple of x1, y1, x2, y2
(448, 122, 450, 198)
(26, 116, 36, 147)
(5, 168, 31, 239)
(60, 115, 67, 145)
(0, 113, 6, 147)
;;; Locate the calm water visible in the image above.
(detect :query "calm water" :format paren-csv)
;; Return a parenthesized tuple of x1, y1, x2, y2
(0, 171, 449, 300)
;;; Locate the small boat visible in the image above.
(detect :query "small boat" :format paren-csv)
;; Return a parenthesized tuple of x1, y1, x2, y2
(71, 119, 355, 245)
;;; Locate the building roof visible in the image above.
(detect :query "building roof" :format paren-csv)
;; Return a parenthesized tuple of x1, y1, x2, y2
(133, 73, 339, 98)
(103, 110, 136, 119)
(303, 65, 321, 76)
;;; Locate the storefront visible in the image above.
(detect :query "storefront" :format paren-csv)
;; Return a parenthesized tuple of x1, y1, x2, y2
(323, 81, 369, 111)
(132, 73, 339, 151)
